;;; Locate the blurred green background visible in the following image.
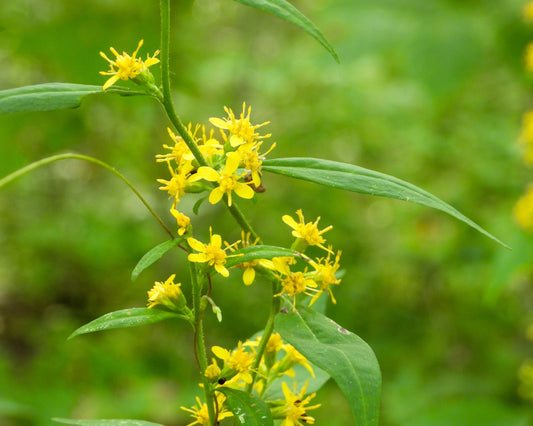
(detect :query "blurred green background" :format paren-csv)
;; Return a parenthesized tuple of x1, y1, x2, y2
(2, 0, 533, 424)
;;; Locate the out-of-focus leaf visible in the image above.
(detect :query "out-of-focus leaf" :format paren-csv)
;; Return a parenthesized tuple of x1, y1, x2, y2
(53, 418, 165, 426)
(262, 157, 507, 248)
(217, 388, 273, 426)
(275, 306, 381, 426)
(225, 245, 308, 269)
(131, 237, 184, 281)
(68, 308, 184, 339)
(0, 83, 149, 114)
(232, 0, 339, 63)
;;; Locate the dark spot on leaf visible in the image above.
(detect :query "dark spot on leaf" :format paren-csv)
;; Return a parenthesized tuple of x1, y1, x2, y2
(280, 307, 288, 314)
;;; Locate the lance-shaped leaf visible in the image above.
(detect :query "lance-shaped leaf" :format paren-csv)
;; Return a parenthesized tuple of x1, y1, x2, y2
(217, 388, 273, 426)
(68, 308, 184, 339)
(53, 419, 165, 426)
(225, 245, 309, 269)
(262, 157, 507, 248)
(275, 306, 381, 426)
(131, 237, 184, 281)
(0, 83, 149, 114)
(233, 0, 338, 63)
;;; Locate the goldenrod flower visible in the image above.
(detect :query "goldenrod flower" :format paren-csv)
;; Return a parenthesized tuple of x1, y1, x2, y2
(187, 228, 239, 277)
(205, 358, 221, 380)
(514, 185, 533, 232)
(212, 341, 256, 384)
(99, 39, 159, 90)
(195, 155, 255, 206)
(147, 274, 186, 311)
(157, 160, 197, 207)
(180, 393, 232, 426)
(271, 257, 317, 310)
(156, 127, 196, 165)
(170, 209, 191, 236)
(308, 248, 342, 306)
(209, 102, 271, 147)
(519, 112, 533, 165)
(230, 140, 276, 187)
(272, 381, 320, 426)
(282, 209, 333, 253)
(280, 344, 315, 378)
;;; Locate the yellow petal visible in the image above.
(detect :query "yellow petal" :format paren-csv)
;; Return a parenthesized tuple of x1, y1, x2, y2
(234, 182, 255, 200)
(226, 153, 241, 174)
(215, 263, 229, 277)
(187, 237, 205, 251)
(102, 74, 120, 90)
(212, 346, 230, 360)
(243, 267, 255, 286)
(196, 166, 220, 182)
(209, 117, 229, 129)
(282, 214, 298, 230)
(209, 188, 224, 205)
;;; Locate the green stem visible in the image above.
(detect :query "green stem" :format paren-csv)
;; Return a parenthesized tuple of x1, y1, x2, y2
(0, 153, 174, 239)
(245, 279, 281, 393)
(189, 262, 216, 424)
(159, 0, 207, 168)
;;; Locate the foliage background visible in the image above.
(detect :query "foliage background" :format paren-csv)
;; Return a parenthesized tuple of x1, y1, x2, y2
(1, 0, 533, 424)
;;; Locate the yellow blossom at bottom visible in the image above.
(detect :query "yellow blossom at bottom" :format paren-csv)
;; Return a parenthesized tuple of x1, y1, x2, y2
(181, 393, 232, 426)
(272, 381, 320, 426)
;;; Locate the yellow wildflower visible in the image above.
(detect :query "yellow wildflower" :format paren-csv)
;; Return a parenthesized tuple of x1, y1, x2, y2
(229, 140, 276, 187)
(514, 185, 533, 232)
(180, 393, 232, 426)
(271, 257, 317, 310)
(99, 39, 159, 90)
(209, 102, 271, 147)
(282, 209, 333, 253)
(526, 42, 533, 73)
(170, 209, 191, 236)
(308, 248, 342, 306)
(156, 127, 196, 165)
(194, 155, 255, 206)
(147, 274, 186, 311)
(273, 382, 320, 426)
(157, 160, 197, 207)
(212, 341, 256, 384)
(187, 228, 239, 277)
(280, 344, 315, 378)
(205, 358, 221, 380)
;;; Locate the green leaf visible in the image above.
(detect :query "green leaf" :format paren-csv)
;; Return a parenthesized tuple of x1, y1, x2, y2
(262, 157, 508, 248)
(225, 245, 308, 269)
(131, 237, 184, 281)
(0, 83, 149, 114)
(68, 308, 183, 339)
(217, 388, 273, 426)
(275, 306, 381, 426)
(53, 418, 165, 426)
(233, 0, 339, 63)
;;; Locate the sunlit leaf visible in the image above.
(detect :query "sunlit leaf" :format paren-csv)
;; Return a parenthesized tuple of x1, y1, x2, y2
(233, 0, 339, 63)
(262, 157, 507, 248)
(131, 237, 184, 281)
(217, 388, 273, 426)
(53, 418, 164, 426)
(275, 306, 381, 426)
(0, 83, 149, 114)
(68, 308, 184, 339)
(225, 245, 308, 269)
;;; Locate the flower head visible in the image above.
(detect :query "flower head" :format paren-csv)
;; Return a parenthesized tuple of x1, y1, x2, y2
(99, 39, 159, 90)
(230, 140, 276, 187)
(147, 274, 186, 311)
(212, 341, 256, 384)
(194, 155, 255, 206)
(308, 248, 342, 305)
(181, 393, 232, 426)
(271, 257, 317, 311)
(272, 382, 320, 426)
(283, 209, 333, 253)
(157, 160, 197, 207)
(209, 102, 270, 147)
(170, 209, 191, 236)
(187, 228, 239, 277)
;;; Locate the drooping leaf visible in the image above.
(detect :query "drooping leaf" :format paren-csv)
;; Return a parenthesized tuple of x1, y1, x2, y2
(262, 157, 507, 248)
(131, 237, 184, 281)
(232, 0, 339, 63)
(53, 418, 165, 426)
(0, 83, 149, 114)
(68, 308, 184, 339)
(217, 388, 273, 426)
(225, 245, 308, 269)
(275, 306, 381, 426)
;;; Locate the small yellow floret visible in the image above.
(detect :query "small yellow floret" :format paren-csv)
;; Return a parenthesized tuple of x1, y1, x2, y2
(514, 185, 533, 232)
(282, 209, 333, 252)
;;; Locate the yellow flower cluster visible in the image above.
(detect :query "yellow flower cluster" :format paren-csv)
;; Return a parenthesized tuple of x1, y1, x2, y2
(181, 333, 319, 426)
